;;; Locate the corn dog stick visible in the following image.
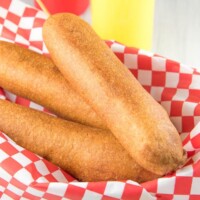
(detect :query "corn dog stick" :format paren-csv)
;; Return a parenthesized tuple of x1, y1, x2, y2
(35, 0, 50, 17)
(0, 99, 159, 182)
(43, 13, 186, 175)
(0, 41, 106, 129)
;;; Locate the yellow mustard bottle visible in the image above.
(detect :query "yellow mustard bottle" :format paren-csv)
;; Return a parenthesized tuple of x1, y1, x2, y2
(91, 0, 155, 50)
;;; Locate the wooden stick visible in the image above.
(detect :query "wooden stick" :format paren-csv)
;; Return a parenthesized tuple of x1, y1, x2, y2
(35, 0, 50, 17)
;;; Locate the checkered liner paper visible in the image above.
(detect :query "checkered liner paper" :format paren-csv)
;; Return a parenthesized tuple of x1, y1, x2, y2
(0, 0, 200, 199)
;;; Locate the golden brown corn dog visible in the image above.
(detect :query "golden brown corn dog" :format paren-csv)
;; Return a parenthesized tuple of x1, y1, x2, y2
(0, 41, 106, 129)
(43, 13, 186, 175)
(0, 99, 159, 182)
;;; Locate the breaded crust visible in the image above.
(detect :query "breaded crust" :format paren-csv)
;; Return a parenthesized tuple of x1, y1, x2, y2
(43, 13, 186, 175)
(0, 99, 159, 182)
(0, 41, 106, 129)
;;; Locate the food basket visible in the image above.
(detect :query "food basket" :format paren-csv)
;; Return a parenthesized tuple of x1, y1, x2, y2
(0, 0, 200, 199)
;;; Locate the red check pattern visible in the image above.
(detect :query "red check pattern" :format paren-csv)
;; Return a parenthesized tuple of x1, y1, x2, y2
(0, 0, 200, 199)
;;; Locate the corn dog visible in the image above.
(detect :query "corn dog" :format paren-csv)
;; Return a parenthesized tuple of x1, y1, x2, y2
(43, 13, 186, 175)
(0, 41, 106, 129)
(0, 99, 159, 182)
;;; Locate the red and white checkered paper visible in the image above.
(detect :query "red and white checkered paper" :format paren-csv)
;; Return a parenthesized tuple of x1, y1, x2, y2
(0, 0, 200, 199)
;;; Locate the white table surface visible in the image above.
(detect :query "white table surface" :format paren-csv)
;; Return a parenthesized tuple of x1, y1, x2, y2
(20, 0, 200, 68)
